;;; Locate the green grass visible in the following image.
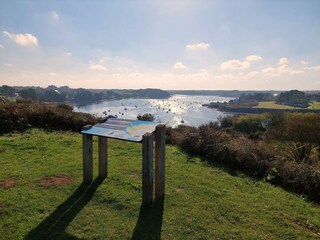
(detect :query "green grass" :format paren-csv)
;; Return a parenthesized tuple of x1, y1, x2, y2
(255, 101, 320, 109)
(0, 129, 319, 239)
(310, 101, 320, 109)
(255, 101, 296, 109)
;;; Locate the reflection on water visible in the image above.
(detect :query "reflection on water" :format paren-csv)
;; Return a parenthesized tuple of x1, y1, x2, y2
(74, 95, 233, 127)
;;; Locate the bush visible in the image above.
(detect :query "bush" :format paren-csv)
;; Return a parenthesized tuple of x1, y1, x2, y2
(218, 115, 237, 128)
(233, 114, 266, 134)
(274, 160, 320, 200)
(170, 119, 320, 201)
(268, 113, 320, 163)
(0, 101, 96, 134)
(137, 113, 154, 121)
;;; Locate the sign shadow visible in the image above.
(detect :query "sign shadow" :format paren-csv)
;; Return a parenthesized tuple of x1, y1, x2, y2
(131, 197, 165, 240)
(25, 177, 103, 240)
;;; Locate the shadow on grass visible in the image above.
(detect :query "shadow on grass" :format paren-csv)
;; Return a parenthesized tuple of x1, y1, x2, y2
(25, 177, 103, 240)
(184, 150, 239, 177)
(131, 197, 164, 240)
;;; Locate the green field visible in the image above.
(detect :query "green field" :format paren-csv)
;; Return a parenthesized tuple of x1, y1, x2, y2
(0, 129, 319, 239)
(255, 101, 320, 110)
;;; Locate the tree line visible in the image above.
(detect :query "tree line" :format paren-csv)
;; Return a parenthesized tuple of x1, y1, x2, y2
(0, 85, 171, 104)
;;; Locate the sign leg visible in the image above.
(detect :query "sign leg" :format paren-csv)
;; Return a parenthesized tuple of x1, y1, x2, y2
(98, 136, 108, 178)
(142, 133, 154, 204)
(155, 125, 166, 200)
(82, 134, 93, 183)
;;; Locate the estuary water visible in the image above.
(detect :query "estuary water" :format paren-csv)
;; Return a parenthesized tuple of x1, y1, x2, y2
(74, 95, 233, 127)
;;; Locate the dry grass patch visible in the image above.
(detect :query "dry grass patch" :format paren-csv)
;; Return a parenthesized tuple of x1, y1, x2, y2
(0, 180, 16, 188)
(39, 176, 71, 187)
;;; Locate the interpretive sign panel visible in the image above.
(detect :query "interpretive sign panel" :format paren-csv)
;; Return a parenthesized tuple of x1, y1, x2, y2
(81, 118, 166, 203)
(81, 118, 159, 142)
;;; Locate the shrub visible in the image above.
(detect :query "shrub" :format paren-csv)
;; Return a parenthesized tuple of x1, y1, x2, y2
(0, 101, 95, 134)
(268, 113, 320, 163)
(170, 119, 320, 201)
(137, 113, 154, 121)
(233, 114, 266, 134)
(57, 103, 74, 111)
(218, 114, 237, 128)
(274, 160, 320, 201)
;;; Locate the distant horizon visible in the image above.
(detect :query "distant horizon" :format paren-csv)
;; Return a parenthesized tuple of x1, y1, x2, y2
(1, 1, 319, 90)
(4, 84, 320, 93)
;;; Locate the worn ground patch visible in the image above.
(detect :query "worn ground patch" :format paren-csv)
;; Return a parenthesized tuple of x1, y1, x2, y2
(175, 188, 185, 192)
(0, 180, 16, 188)
(39, 175, 71, 186)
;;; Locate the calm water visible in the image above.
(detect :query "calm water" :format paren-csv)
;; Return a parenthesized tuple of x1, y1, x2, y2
(74, 95, 233, 127)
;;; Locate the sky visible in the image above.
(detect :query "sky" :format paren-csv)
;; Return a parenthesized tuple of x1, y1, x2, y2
(0, 0, 319, 90)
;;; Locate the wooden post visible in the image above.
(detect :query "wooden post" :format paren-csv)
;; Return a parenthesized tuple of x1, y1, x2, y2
(98, 136, 108, 178)
(155, 124, 166, 200)
(82, 133, 93, 183)
(142, 132, 154, 204)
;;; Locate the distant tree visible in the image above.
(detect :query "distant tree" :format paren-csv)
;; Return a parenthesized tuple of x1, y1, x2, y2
(276, 90, 307, 104)
(135, 89, 170, 99)
(41, 90, 66, 102)
(137, 113, 154, 121)
(0, 85, 16, 97)
(73, 89, 93, 103)
(47, 85, 58, 91)
(239, 93, 273, 102)
(18, 88, 39, 100)
(93, 92, 104, 101)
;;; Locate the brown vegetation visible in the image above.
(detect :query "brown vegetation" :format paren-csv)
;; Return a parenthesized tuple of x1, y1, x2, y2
(0, 180, 16, 188)
(168, 113, 320, 201)
(0, 101, 96, 134)
(39, 176, 71, 186)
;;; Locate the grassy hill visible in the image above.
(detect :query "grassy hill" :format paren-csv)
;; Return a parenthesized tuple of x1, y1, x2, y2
(0, 129, 319, 239)
(255, 101, 320, 109)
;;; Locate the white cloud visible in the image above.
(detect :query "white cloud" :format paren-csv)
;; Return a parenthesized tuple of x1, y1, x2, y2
(246, 55, 262, 62)
(262, 63, 305, 76)
(3, 31, 38, 46)
(0, 44, 4, 48)
(186, 42, 210, 50)
(4, 63, 14, 67)
(300, 60, 309, 65)
(278, 64, 291, 73)
(51, 11, 59, 20)
(174, 61, 187, 69)
(220, 59, 250, 70)
(65, 52, 72, 56)
(290, 70, 304, 75)
(303, 65, 320, 71)
(262, 67, 278, 76)
(89, 64, 106, 71)
(247, 71, 259, 77)
(279, 57, 288, 65)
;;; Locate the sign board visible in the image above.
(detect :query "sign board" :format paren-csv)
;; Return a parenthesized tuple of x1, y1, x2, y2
(81, 118, 159, 142)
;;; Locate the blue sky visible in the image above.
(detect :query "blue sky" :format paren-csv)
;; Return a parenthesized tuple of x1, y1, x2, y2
(0, 0, 319, 90)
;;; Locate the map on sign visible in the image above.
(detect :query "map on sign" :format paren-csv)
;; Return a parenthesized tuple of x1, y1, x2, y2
(81, 118, 159, 142)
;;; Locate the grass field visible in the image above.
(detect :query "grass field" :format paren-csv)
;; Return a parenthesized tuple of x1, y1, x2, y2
(255, 101, 320, 109)
(0, 129, 320, 239)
